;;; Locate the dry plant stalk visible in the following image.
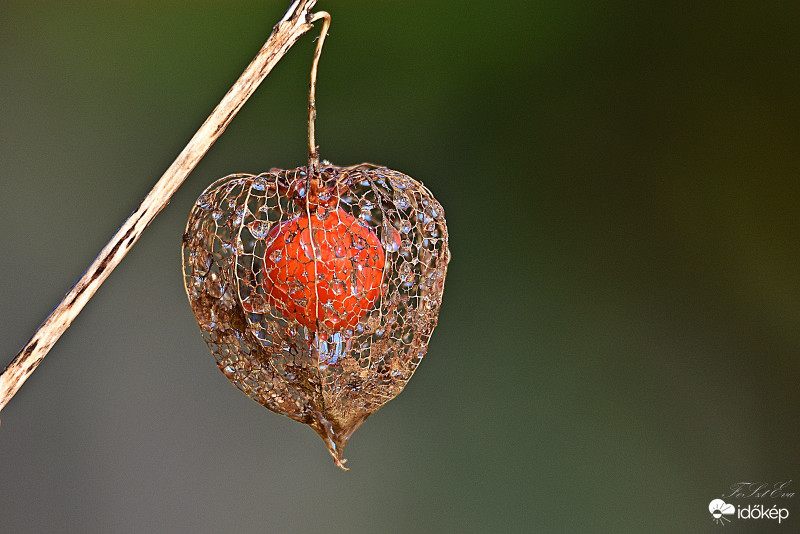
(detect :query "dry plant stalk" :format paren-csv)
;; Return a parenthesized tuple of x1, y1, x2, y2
(0, 0, 321, 413)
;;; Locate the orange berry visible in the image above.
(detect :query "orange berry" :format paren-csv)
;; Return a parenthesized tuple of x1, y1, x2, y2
(262, 207, 385, 332)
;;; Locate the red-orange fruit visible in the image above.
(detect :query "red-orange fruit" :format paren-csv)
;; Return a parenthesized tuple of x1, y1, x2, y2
(262, 207, 385, 332)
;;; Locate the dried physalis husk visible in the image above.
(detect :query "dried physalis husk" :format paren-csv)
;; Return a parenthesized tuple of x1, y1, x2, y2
(182, 163, 449, 469)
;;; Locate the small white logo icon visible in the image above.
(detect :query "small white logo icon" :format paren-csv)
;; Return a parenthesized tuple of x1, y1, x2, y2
(709, 499, 736, 525)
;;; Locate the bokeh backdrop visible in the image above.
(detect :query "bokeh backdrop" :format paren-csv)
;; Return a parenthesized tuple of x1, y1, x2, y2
(1, 1, 799, 532)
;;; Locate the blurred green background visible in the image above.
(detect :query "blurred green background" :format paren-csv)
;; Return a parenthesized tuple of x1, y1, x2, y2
(1, 1, 799, 532)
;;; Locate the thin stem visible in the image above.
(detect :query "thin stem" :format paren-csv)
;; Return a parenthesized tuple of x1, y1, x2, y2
(307, 11, 331, 176)
(0, 0, 321, 413)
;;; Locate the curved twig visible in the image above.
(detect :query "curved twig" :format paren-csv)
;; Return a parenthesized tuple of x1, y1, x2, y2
(307, 11, 331, 176)
(0, 0, 325, 413)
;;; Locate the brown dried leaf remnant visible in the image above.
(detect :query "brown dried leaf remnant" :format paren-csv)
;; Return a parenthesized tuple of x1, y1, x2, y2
(182, 163, 449, 469)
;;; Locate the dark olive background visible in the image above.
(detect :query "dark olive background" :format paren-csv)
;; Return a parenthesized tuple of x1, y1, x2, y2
(1, 1, 798, 533)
